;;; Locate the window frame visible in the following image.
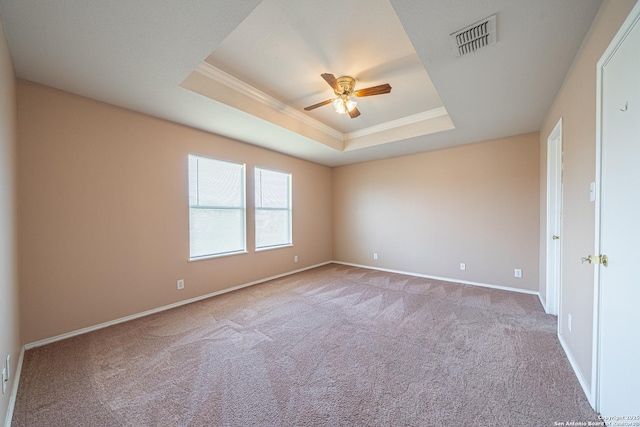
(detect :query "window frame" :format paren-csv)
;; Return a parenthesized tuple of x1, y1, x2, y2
(188, 154, 247, 261)
(254, 166, 293, 251)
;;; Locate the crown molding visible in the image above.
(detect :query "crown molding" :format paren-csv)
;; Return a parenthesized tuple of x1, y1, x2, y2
(196, 62, 343, 141)
(345, 107, 448, 140)
(195, 62, 450, 147)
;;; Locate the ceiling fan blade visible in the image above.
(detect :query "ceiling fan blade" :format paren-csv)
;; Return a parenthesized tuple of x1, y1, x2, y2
(353, 83, 392, 97)
(321, 73, 340, 92)
(348, 107, 361, 119)
(304, 99, 333, 111)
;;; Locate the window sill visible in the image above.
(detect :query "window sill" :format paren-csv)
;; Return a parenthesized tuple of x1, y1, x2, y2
(255, 244, 293, 252)
(189, 250, 248, 262)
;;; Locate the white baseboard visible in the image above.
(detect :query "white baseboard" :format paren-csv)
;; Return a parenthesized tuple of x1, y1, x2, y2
(538, 293, 547, 312)
(23, 260, 539, 351)
(332, 261, 540, 296)
(24, 261, 332, 350)
(558, 332, 595, 408)
(4, 346, 24, 427)
(7, 261, 558, 426)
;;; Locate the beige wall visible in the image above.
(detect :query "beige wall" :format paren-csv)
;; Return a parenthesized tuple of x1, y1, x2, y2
(333, 133, 540, 292)
(11, 0, 636, 405)
(0, 16, 20, 425)
(17, 81, 333, 344)
(539, 0, 637, 391)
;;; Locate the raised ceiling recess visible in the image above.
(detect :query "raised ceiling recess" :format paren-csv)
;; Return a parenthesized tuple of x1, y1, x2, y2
(180, 0, 454, 154)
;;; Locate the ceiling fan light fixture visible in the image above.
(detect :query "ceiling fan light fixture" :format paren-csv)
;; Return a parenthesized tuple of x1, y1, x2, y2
(332, 96, 357, 114)
(303, 73, 389, 119)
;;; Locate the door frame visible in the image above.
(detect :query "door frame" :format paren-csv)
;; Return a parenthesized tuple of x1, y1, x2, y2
(546, 118, 562, 316)
(592, 0, 640, 411)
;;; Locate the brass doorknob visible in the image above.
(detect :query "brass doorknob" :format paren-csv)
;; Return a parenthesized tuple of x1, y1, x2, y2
(581, 255, 608, 267)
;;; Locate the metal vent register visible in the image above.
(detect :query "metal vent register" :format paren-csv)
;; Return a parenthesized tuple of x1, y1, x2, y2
(450, 14, 497, 57)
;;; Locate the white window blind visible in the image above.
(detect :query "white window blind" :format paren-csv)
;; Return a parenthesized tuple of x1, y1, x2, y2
(188, 155, 246, 259)
(255, 167, 292, 249)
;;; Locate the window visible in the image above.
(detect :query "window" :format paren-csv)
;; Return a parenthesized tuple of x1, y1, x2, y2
(188, 154, 246, 260)
(255, 167, 292, 249)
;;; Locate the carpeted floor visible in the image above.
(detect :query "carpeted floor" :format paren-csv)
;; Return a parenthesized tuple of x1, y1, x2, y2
(12, 264, 599, 426)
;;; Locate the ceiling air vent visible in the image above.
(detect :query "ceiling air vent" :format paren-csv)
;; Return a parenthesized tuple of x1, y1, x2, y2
(450, 14, 496, 57)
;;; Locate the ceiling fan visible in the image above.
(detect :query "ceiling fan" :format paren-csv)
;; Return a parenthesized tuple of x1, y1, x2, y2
(304, 73, 392, 119)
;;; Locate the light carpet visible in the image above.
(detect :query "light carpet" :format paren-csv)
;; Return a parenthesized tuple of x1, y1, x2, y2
(12, 264, 599, 426)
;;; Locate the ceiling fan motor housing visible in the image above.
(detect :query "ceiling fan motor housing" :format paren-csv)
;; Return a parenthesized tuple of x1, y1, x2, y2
(335, 76, 356, 96)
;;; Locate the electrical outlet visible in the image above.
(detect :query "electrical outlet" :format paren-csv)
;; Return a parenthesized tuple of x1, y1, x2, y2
(294, 255, 298, 263)
(568, 314, 572, 332)
(177, 279, 184, 290)
(514, 268, 522, 278)
(2, 367, 6, 394)
(460, 263, 466, 271)
(373, 252, 378, 260)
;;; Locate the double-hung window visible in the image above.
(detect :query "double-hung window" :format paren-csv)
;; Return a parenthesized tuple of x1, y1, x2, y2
(188, 154, 246, 260)
(255, 167, 292, 250)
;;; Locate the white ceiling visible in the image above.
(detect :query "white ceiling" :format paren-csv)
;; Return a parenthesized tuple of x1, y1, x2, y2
(0, 0, 602, 166)
(203, 0, 444, 134)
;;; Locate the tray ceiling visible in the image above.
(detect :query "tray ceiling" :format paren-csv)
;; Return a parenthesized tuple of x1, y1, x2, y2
(0, 0, 603, 166)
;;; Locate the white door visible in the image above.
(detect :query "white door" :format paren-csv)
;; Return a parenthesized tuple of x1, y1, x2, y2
(546, 119, 562, 316)
(597, 4, 640, 416)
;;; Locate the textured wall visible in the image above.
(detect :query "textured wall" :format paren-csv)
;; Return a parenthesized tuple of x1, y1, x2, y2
(538, 0, 637, 391)
(0, 16, 20, 426)
(17, 81, 333, 344)
(333, 133, 540, 292)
